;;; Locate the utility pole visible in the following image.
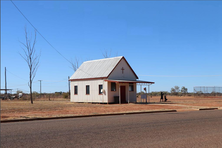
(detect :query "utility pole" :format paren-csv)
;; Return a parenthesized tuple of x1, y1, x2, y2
(0, 48, 2, 95)
(38, 80, 42, 98)
(0, 4, 1, 94)
(5, 67, 7, 99)
(5, 67, 7, 95)
(68, 76, 70, 99)
(148, 84, 150, 103)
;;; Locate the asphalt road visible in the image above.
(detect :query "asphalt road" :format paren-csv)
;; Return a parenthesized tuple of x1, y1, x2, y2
(1, 110, 222, 148)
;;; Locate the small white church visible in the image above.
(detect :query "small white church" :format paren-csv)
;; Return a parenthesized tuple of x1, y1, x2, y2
(69, 56, 154, 104)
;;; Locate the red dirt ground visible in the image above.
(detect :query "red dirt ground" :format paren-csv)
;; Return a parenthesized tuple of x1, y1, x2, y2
(1, 96, 222, 120)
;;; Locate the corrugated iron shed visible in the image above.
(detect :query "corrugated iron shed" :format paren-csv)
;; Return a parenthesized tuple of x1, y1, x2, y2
(70, 56, 123, 80)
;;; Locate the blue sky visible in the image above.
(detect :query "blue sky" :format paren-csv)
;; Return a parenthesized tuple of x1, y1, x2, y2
(1, 1, 222, 93)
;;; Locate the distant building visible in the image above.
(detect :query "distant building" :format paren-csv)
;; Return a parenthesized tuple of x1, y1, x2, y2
(69, 56, 154, 103)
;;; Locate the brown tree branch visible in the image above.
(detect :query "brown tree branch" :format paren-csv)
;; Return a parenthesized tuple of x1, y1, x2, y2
(20, 28, 40, 104)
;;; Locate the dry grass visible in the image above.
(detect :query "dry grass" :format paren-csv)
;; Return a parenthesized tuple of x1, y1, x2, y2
(149, 96, 222, 107)
(1, 96, 222, 121)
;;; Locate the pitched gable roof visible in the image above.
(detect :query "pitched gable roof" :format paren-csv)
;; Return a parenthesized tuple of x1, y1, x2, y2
(70, 56, 138, 80)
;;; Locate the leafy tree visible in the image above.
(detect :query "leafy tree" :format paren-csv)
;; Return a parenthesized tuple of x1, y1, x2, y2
(150, 91, 169, 96)
(32, 91, 39, 100)
(181, 86, 188, 95)
(211, 91, 216, 96)
(171, 86, 180, 95)
(63, 92, 69, 98)
(195, 91, 203, 96)
(175, 86, 180, 93)
(151, 91, 161, 96)
(171, 88, 176, 95)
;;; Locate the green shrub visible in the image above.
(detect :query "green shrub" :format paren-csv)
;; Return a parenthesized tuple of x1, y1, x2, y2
(63, 93, 69, 99)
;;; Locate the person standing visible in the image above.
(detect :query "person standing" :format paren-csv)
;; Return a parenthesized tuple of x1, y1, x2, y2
(160, 92, 163, 102)
(164, 94, 168, 102)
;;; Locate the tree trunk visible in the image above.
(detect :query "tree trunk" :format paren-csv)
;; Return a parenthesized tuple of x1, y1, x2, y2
(30, 70, 33, 104)
(30, 85, 33, 104)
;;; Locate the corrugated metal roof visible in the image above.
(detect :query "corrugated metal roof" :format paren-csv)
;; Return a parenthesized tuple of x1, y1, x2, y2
(70, 56, 123, 80)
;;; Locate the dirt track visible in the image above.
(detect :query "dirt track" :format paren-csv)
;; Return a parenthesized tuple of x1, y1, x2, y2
(1, 96, 222, 120)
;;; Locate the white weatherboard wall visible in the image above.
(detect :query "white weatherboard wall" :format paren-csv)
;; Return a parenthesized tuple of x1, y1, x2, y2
(107, 82, 137, 103)
(70, 56, 142, 103)
(70, 80, 108, 103)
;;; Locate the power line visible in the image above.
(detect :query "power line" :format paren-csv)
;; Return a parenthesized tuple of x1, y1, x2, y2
(42, 79, 67, 82)
(11, 0, 94, 78)
(8, 80, 38, 88)
(8, 83, 29, 87)
(6, 69, 27, 81)
(10, 0, 72, 65)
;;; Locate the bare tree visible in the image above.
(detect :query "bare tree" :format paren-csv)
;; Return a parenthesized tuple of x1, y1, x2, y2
(20, 28, 40, 104)
(71, 58, 79, 72)
(102, 49, 112, 58)
(170, 86, 180, 96)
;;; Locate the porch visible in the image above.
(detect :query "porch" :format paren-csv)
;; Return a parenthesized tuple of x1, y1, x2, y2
(104, 79, 154, 104)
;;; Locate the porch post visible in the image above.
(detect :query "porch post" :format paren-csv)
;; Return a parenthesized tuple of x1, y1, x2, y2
(148, 84, 150, 103)
(119, 84, 121, 104)
(146, 85, 147, 104)
(128, 85, 129, 104)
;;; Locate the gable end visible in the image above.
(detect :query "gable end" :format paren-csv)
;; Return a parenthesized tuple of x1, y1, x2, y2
(107, 56, 138, 79)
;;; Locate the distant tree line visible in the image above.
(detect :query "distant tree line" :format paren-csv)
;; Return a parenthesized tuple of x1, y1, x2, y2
(11, 90, 70, 100)
(137, 86, 189, 96)
(137, 85, 222, 96)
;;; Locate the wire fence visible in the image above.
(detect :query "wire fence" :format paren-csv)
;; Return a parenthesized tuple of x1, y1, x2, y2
(194, 86, 222, 97)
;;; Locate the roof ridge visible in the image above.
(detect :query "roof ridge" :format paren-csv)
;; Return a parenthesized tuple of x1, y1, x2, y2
(83, 56, 123, 63)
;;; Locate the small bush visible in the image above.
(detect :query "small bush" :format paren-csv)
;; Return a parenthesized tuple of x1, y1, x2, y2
(63, 93, 69, 99)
